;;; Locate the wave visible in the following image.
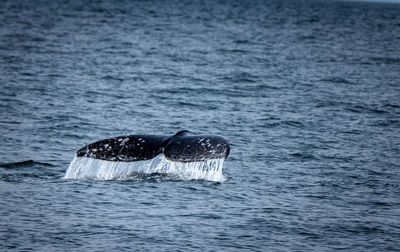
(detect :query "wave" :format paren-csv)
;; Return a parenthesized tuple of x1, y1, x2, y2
(64, 155, 226, 182)
(0, 160, 57, 182)
(0, 160, 54, 169)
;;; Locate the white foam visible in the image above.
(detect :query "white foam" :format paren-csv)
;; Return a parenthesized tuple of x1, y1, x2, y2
(64, 155, 226, 182)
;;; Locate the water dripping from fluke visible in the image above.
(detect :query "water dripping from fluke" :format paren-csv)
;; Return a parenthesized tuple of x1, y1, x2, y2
(65, 131, 230, 182)
(64, 155, 226, 182)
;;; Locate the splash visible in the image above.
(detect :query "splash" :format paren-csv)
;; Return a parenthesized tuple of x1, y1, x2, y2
(64, 155, 226, 182)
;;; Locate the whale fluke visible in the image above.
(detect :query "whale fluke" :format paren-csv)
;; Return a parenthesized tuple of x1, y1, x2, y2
(75, 130, 229, 162)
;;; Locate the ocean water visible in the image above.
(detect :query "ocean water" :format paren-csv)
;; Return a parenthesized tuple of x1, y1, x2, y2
(1, 0, 400, 251)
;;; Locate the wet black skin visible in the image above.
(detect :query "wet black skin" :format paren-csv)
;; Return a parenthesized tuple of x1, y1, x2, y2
(76, 130, 230, 162)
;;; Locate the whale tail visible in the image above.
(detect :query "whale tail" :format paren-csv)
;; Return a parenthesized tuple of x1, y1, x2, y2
(76, 131, 230, 163)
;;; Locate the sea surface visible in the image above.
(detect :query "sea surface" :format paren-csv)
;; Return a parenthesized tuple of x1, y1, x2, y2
(1, 0, 400, 251)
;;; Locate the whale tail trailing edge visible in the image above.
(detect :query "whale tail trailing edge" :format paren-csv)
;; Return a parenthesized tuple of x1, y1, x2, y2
(76, 131, 230, 163)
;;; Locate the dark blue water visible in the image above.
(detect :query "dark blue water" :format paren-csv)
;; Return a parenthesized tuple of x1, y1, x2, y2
(1, 0, 400, 250)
